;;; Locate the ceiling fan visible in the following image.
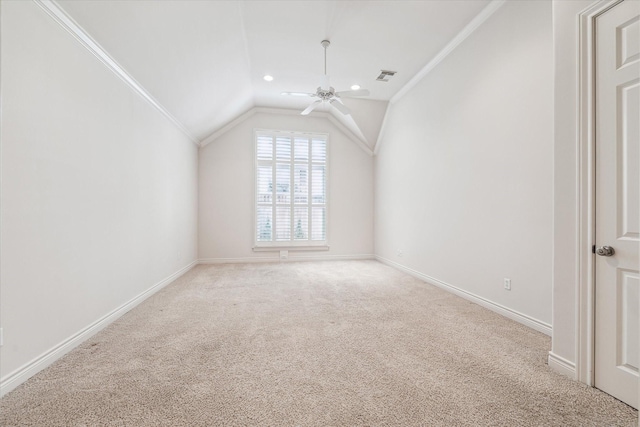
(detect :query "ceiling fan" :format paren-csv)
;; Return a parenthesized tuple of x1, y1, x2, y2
(281, 40, 370, 116)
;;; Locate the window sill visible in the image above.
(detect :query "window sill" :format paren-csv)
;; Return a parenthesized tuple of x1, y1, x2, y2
(253, 245, 330, 252)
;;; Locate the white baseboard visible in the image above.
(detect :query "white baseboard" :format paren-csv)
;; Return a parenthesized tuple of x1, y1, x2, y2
(0, 260, 198, 397)
(375, 255, 552, 336)
(548, 351, 577, 379)
(198, 254, 375, 264)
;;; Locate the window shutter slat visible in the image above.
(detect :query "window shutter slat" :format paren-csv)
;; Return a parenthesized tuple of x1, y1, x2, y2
(257, 135, 273, 160)
(311, 165, 326, 204)
(256, 132, 326, 246)
(311, 207, 326, 241)
(294, 207, 309, 240)
(294, 138, 309, 161)
(312, 138, 326, 163)
(276, 206, 291, 241)
(276, 164, 290, 204)
(276, 136, 292, 161)
(257, 206, 272, 241)
(294, 164, 308, 204)
(257, 165, 273, 204)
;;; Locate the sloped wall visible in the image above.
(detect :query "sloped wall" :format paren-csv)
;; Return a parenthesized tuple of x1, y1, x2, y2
(0, 1, 198, 390)
(374, 1, 553, 330)
(199, 112, 374, 262)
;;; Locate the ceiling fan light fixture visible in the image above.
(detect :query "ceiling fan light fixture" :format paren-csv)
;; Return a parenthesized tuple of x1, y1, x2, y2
(282, 39, 370, 116)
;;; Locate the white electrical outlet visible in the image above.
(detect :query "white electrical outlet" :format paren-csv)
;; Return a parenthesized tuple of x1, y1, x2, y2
(177, 250, 182, 261)
(504, 278, 511, 291)
(280, 250, 288, 260)
(397, 249, 403, 257)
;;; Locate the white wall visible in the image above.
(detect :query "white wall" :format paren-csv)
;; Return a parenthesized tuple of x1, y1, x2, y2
(374, 1, 553, 329)
(0, 1, 198, 390)
(199, 112, 373, 261)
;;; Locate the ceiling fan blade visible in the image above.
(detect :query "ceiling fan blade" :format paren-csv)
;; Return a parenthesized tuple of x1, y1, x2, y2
(330, 99, 351, 115)
(281, 92, 316, 97)
(301, 100, 322, 115)
(335, 89, 370, 98)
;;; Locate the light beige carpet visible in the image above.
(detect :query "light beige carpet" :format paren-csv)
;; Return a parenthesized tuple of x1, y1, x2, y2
(1, 261, 637, 426)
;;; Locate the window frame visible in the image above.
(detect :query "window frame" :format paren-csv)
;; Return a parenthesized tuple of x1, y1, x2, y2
(253, 129, 329, 251)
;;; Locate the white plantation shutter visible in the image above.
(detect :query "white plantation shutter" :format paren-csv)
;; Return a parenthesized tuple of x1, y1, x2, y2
(310, 138, 326, 241)
(255, 131, 327, 247)
(256, 135, 273, 243)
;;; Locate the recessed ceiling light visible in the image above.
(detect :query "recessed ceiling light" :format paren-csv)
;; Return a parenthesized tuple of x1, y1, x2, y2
(350, 84, 360, 90)
(263, 75, 274, 82)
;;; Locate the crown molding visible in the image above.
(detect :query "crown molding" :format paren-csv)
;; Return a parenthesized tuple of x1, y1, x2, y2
(372, 103, 391, 155)
(199, 106, 258, 147)
(373, 0, 507, 155)
(33, 0, 200, 146)
(199, 106, 373, 156)
(323, 112, 372, 156)
(389, 0, 506, 104)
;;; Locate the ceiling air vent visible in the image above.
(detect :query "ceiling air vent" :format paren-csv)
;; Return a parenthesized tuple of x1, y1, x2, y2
(376, 70, 397, 82)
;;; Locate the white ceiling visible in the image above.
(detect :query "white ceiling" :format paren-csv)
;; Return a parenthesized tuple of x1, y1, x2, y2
(57, 0, 491, 147)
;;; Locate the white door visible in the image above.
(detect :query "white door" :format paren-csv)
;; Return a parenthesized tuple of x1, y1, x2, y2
(595, 0, 640, 410)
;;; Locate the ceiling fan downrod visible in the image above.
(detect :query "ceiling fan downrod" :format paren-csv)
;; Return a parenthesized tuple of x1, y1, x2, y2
(321, 39, 330, 76)
(280, 39, 369, 116)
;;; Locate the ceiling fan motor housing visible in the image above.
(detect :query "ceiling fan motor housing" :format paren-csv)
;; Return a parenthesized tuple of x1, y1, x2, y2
(317, 87, 336, 101)
(281, 39, 368, 116)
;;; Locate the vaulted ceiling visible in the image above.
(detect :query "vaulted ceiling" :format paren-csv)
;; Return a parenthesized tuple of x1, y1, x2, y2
(56, 0, 491, 148)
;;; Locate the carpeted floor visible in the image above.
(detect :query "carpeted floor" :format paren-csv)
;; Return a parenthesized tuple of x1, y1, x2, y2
(0, 261, 637, 426)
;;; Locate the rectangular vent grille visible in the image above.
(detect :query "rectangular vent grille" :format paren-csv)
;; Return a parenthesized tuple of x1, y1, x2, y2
(376, 70, 397, 82)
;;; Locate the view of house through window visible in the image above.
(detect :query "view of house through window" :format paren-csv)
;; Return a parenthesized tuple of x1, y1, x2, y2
(255, 131, 327, 247)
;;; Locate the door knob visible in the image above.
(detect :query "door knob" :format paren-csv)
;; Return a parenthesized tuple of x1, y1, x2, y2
(596, 246, 615, 256)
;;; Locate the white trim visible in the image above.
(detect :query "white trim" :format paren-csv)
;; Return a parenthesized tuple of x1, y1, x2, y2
(200, 107, 257, 147)
(253, 130, 330, 248)
(373, 0, 506, 155)
(389, 0, 506, 104)
(372, 103, 390, 155)
(575, 0, 623, 387)
(376, 255, 552, 336)
(199, 107, 373, 156)
(198, 254, 374, 264)
(253, 108, 370, 154)
(253, 245, 330, 252)
(0, 260, 198, 397)
(324, 114, 372, 156)
(32, 0, 199, 146)
(548, 351, 577, 379)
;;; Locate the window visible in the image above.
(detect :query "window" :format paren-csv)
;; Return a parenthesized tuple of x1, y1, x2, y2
(255, 130, 327, 248)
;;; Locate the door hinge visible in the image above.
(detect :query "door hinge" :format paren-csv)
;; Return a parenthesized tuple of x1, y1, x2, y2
(592, 245, 596, 254)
